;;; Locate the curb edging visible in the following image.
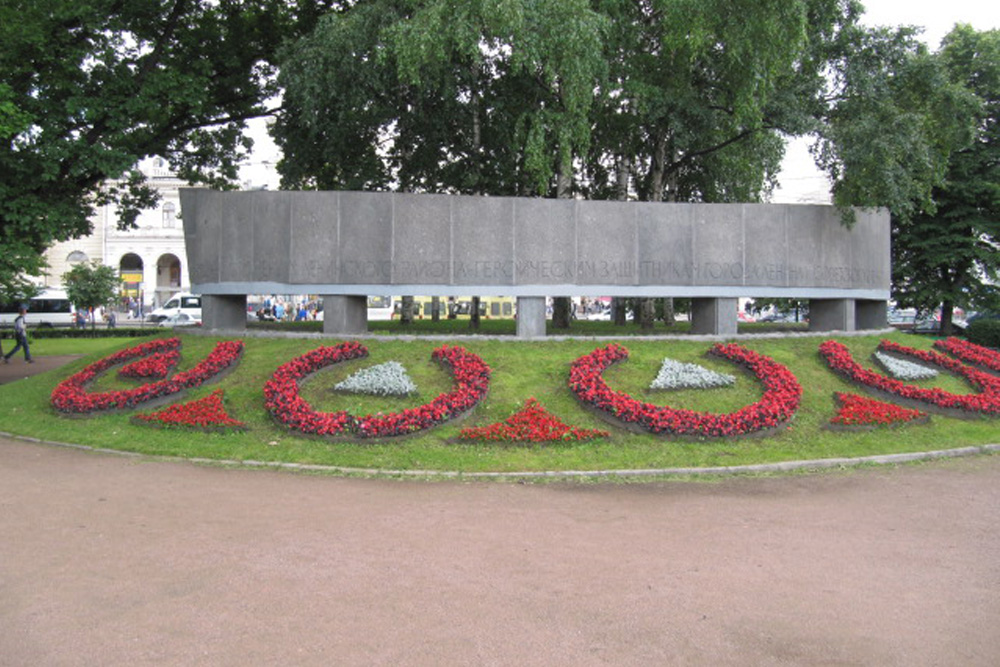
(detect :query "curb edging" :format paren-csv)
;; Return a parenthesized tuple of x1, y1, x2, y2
(3, 430, 998, 481)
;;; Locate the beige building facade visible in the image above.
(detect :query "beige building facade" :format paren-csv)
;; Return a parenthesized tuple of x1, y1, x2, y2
(43, 158, 192, 310)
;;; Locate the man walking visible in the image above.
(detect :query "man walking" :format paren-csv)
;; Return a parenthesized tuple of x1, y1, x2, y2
(4, 306, 33, 363)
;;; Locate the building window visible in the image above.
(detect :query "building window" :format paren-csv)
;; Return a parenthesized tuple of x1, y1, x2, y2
(162, 202, 176, 228)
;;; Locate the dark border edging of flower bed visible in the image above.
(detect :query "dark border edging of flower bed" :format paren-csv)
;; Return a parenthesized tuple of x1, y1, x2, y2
(2, 430, 997, 480)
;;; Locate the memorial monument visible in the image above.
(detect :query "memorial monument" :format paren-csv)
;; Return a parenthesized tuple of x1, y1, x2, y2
(180, 189, 889, 337)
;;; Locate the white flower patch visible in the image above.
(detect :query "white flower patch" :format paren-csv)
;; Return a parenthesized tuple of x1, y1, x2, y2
(650, 358, 736, 390)
(873, 350, 939, 381)
(334, 361, 417, 396)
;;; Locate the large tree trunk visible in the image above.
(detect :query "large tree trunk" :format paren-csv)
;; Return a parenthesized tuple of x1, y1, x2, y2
(635, 139, 670, 329)
(431, 296, 441, 322)
(552, 298, 573, 329)
(613, 155, 630, 327)
(661, 298, 675, 326)
(640, 298, 655, 330)
(551, 165, 574, 330)
(400, 296, 415, 325)
(470, 296, 481, 330)
(612, 298, 627, 326)
(940, 300, 955, 337)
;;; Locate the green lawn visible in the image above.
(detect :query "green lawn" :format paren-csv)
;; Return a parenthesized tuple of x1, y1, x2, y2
(1, 330, 996, 474)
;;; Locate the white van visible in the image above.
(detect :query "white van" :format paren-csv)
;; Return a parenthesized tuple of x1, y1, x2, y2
(0, 288, 76, 328)
(148, 293, 202, 323)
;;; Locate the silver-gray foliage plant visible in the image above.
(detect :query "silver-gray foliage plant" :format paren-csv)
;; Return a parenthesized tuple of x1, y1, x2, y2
(872, 350, 939, 381)
(334, 361, 417, 396)
(650, 358, 736, 390)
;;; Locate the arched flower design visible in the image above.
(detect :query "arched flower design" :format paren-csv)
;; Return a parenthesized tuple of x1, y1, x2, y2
(263, 343, 491, 438)
(934, 337, 1000, 374)
(819, 339, 1000, 416)
(51, 338, 245, 414)
(568, 343, 802, 437)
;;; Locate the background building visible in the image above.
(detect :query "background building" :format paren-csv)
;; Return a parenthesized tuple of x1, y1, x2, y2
(43, 158, 191, 310)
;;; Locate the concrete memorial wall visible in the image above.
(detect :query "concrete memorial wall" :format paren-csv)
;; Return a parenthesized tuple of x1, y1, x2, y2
(180, 189, 890, 337)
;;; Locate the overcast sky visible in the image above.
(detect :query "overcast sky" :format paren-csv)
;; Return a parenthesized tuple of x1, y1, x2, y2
(240, 1, 1000, 195)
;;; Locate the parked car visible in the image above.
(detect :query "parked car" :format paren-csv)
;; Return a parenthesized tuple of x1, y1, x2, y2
(909, 315, 965, 335)
(888, 308, 917, 329)
(158, 312, 202, 327)
(147, 293, 202, 323)
(966, 311, 999, 324)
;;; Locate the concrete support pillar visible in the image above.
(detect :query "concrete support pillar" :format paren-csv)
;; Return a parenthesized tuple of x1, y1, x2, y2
(202, 294, 247, 332)
(321, 295, 368, 336)
(691, 298, 738, 336)
(809, 298, 856, 332)
(516, 296, 547, 338)
(855, 299, 888, 330)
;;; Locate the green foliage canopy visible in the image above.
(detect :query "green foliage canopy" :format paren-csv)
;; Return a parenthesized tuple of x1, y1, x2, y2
(63, 260, 119, 328)
(0, 0, 334, 289)
(890, 26, 1000, 329)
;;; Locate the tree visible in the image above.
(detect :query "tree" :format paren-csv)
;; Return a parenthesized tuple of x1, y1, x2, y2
(890, 26, 1000, 334)
(1, 0, 334, 287)
(276, 1, 976, 334)
(275, 0, 607, 329)
(811, 23, 977, 222)
(63, 261, 119, 330)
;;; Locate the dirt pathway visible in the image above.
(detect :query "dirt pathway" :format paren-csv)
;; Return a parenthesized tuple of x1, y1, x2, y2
(2, 438, 998, 666)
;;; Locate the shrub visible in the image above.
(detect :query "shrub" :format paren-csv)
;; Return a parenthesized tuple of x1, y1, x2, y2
(966, 319, 1000, 349)
(1, 327, 162, 340)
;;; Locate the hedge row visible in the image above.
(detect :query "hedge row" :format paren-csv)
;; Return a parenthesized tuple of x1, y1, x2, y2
(966, 319, 1000, 349)
(0, 327, 164, 340)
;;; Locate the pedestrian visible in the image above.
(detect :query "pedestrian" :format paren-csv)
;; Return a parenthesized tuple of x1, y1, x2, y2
(4, 306, 33, 364)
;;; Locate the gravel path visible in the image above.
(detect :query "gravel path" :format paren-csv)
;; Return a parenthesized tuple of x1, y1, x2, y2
(2, 438, 998, 666)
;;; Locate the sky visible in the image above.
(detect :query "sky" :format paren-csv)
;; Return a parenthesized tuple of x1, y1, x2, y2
(239, 0, 1000, 195)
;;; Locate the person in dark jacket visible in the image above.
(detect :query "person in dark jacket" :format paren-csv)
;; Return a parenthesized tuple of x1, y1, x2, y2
(4, 306, 32, 363)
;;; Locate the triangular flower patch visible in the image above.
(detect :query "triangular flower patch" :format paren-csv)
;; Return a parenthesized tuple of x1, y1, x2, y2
(873, 350, 938, 381)
(119, 350, 181, 380)
(830, 392, 927, 427)
(459, 397, 609, 442)
(333, 361, 417, 396)
(134, 390, 246, 431)
(650, 358, 735, 390)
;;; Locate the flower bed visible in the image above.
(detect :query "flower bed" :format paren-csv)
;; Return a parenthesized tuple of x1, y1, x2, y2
(51, 338, 245, 414)
(829, 392, 927, 427)
(119, 350, 181, 380)
(459, 397, 609, 442)
(819, 339, 1000, 416)
(264, 343, 491, 438)
(133, 390, 246, 431)
(934, 337, 1000, 374)
(568, 343, 802, 437)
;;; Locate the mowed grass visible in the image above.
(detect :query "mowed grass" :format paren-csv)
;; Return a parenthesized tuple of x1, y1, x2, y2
(1, 330, 997, 474)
